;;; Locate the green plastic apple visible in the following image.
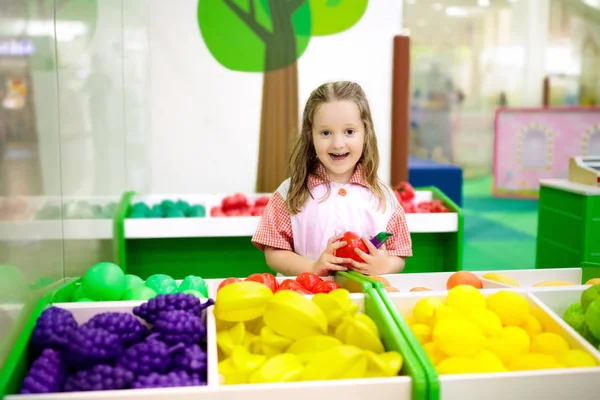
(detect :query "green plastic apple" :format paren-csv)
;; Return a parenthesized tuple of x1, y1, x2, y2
(81, 262, 126, 301)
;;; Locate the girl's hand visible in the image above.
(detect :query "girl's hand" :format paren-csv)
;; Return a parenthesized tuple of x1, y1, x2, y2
(350, 236, 395, 276)
(312, 234, 353, 276)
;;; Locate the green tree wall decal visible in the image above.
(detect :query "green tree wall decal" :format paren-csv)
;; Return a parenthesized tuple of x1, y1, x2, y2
(198, 0, 368, 192)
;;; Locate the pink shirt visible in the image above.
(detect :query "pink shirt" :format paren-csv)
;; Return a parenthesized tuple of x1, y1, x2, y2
(252, 163, 413, 261)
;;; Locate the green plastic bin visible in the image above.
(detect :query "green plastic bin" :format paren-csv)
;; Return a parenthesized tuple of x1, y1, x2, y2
(536, 180, 600, 283)
(0, 273, 429, 400)
(407, 186, 464, 274)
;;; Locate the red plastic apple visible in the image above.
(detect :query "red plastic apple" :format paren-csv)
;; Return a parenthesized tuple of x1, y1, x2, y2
(335, 231, 368, 265)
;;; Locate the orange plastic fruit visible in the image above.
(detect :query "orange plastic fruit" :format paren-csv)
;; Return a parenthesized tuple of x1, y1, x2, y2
(410, 287, 433, 292)
(371, 276, 391, 286)
(446, 271, 482, 290)
(385, 286, 400, 292)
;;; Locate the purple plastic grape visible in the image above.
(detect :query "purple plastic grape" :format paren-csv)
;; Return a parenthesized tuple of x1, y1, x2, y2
(63, 326, 123, 369)
(63, 365, 134, 392)
(83, 312, 148, 346)
(131, 370, 204, 389)
(133, 293, 214, 324)
(30, 307, 78, 351)
(151, 310, 203, 345)
(172, 344, 207, 375)
(20, 349, 65, 394)
(115, 339, 184, 376)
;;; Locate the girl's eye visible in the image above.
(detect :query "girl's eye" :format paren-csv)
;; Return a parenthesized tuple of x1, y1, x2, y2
(321, 130, 331, 136)
(346, 129, 355, 135)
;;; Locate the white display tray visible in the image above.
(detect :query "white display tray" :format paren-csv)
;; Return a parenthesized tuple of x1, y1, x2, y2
(387, 288, 600, 400)
(373, 268, 584, 292)
(0, 196, 119, 241)
(123, 190, 459, 239)
(8, 295, 412, 400)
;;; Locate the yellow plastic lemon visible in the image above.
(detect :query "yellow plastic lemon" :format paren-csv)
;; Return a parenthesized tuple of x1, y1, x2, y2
(446, 285, 486, 313)
(487, 291, 530, 326)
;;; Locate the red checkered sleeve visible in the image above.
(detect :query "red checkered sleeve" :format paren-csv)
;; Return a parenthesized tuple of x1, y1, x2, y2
(385, 205, 412, 257)
(251, 192, 294, 252)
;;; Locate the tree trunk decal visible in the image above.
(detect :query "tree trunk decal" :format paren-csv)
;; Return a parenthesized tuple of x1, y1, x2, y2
(198, 0, 369, 192)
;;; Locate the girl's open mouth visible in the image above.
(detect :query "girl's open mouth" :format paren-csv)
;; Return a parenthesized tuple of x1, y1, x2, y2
(330, 152, 349, 161)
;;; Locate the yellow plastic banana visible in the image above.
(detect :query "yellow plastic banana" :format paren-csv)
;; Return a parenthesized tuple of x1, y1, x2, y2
(301, 345, 368, 381)
(364, 350, 404, 377)
(249, 353, 304, 383)
(335, 313, 385, 354)
(217, 322, 247, 357)
(287, 335, 343, 363)
(218, 346, 266, 384)
(259, 326, 294, 357)
(311, 289, 359, 328)
(215, 281, 273, 322)
(263, 290, 327, 340)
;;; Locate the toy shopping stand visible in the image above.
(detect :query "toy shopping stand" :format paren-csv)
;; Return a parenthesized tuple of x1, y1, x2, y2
(536, 156, 600, 282)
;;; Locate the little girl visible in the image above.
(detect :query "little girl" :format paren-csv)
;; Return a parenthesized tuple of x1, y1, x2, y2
(252, 81, 412, 276)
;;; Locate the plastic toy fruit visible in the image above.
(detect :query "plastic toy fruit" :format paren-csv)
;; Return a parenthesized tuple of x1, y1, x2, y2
(295, 272, 323, 292)
(393, 181, 415, 201)
(245, 273, 278, 293)
(215, 281, 273, 322)
(582, 284, 600, 311)
(410, 287, 432, 292)
(263, 290, 327, 340)
(81, 262, 127, 301)
(124, 274, 145, 291)
(277, 279, 312, 294)
(218, 278, 242, 292)
(481, 272, 520, 287)
(533, 280, 576, 287)
(586, 278, 600, 285)
(145, 274, 178, 295)
(178, 275, 208, 297)
(446, 271, 482, 290)
(312, 281, 341, 294)
(122, 286, 157, 301)
(215, 287, 403, 384)
(335, 231, 368, 264)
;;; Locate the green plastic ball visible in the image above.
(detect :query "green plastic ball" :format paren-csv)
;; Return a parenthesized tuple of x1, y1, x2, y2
(122, 286, 157, 301)
(176, 200, 190, 215)
(182, 289, 206, 299)
(82, 262, 126, 301)
(148, 205, 164, 218)
(187, 205, 206, 218)
(71, 285, 86, 301)
(178, 275, 208, 297)
(145, 274, 177, 294)
(124, 274, 145, 291)
(161, 200, 176, 209)
(165, 209, 185, 218)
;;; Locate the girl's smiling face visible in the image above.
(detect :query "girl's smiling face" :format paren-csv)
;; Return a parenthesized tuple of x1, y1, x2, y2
(312, 100, 365, 184)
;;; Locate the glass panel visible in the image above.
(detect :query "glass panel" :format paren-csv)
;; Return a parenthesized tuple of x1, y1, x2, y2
(403, 0, 541, 178)
(0, 0, 64, 366)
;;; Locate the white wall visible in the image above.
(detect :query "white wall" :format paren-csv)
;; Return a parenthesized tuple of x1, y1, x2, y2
(147, 0, 402, 194)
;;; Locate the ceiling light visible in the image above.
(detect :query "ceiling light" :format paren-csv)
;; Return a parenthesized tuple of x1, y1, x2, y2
(583, 0, 600, 9)
(446, 6, 469, 16)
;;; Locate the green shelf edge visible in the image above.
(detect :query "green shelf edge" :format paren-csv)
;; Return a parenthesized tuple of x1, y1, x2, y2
(376, 286, 440, 400)
(344, 271, 440, 400)
(364, 287, 428, 400)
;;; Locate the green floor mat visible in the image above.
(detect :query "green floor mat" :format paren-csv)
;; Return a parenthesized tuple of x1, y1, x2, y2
(462, 175, 538, 270)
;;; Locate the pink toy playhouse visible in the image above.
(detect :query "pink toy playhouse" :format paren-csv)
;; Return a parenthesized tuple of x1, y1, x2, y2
(493, 107, 600, 199)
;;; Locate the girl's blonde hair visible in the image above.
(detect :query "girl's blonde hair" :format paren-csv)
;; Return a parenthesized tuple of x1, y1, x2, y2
(286, 81, 388, 214)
